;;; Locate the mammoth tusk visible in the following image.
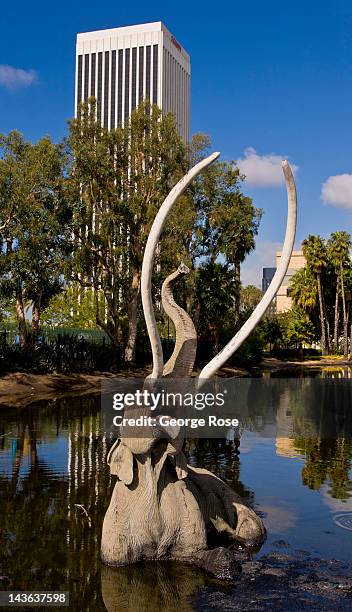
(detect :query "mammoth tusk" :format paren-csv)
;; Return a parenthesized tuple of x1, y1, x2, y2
(199, 160, 297, 381)
(141, 151, 220, 379)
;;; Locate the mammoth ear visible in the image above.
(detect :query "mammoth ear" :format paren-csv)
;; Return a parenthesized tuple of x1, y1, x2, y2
(174, 451, 188, 480)
(107, 440, 134, 485)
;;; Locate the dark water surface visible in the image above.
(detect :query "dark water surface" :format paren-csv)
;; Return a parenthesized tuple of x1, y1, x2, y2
(1, 368, 352, 611)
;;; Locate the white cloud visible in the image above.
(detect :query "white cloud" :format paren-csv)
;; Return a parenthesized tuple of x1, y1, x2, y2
(259, 497, 297, 533)
(0, 64, 38, 90)
(236, 147, 298, 187)
(321, 174, 352, 210)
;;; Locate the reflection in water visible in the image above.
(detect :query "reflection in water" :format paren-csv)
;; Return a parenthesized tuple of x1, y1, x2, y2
(0, 397, 112, 611)
(0, 369, 352, 609)
(258, 502, 297, 533)
(185, 438, 254, 503)
(241, 375, 352, 502)
(0, 399, 235, 611)
(101, 563, 212, 612)
(278, 377, 352, 500)
(269, 366, 352, 379)
(297, 438, 352, 499)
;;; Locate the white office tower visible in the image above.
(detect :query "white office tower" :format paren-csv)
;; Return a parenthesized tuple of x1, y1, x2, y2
(75, 21, 190, 142)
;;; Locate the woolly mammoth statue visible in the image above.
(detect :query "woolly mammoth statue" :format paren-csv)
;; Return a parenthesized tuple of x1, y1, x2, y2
(101, 152, 297, 578)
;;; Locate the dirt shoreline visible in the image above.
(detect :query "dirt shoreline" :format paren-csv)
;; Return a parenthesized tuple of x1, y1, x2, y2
(259, 356, 352, 370)
(0, 369, 149, 408)
(0, 357, 351, 408)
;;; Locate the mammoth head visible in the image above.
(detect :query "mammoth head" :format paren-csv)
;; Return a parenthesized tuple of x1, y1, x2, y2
(107, 418, 187, 485)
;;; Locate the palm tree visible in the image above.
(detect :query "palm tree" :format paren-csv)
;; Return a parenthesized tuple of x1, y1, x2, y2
(327, 231, 352, 356)
(343, 263, 352, 359)
(289, 266, 317, 312)
(302, 235, 329, 353)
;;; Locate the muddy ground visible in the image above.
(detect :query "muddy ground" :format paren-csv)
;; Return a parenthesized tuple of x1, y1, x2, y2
(194, 542, 352, 611)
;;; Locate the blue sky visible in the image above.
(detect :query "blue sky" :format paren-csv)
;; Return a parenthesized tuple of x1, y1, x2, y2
(1, 0, 352, 285)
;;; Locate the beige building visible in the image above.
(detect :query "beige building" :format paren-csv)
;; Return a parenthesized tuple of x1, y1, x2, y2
(276, 250, 306, 312)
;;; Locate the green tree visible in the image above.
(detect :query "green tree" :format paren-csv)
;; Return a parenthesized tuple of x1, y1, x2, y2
(180, 136, 262, 329)
(327, 231, 352, 356)
(262, 314, 283, 352)
(279, 307, 315, 355)
(41, 283, 105, 328)
(67, 100, 186, 362)
(0, 295, 15, 322)
(67, 110, 261, 364)
(190, 144, 262, 272)
(343, 263, 352, 357)
(302, 235, 329, 353)
(0, 131, 70, 345)
(194, 262, 239, 354)
(239, 284, 263, 314)
(289, 266, 317, 312)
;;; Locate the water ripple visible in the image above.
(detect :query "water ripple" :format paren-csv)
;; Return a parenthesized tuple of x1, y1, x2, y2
(333, 513, 352, 532)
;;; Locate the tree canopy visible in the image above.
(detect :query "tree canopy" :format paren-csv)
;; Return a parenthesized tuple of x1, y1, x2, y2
(0, 131, 71, 345)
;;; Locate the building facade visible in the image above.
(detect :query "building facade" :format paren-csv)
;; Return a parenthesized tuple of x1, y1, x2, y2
(75, 21, 190, 141)
(276, 250, 306, 312)
(262, 267, 277, 315)
(262, 267, 276, 292)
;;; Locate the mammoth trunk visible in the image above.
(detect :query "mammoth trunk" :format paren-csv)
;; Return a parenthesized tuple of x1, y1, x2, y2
(101, 452, 163, 566)
(161, 265, 197, 377)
